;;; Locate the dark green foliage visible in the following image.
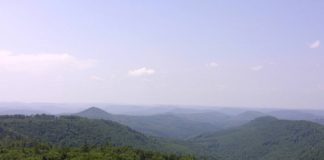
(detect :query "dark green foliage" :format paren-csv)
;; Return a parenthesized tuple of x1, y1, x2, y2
(0, 143, 195, 160)
(189, 117, 324, 160)
(2, 114, 324, 160)
(0, 115, 193, 154)
(0, 115, 169, 151)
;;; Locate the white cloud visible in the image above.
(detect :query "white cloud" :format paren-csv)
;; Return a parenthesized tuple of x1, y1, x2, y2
(251, 65, 264, 71)
(0, 50, 95, 73)
(128, 67, 155, 77)
(90, 75, 105, 81)
(207, 62, 219, 68)
(309, 40, 320, 49)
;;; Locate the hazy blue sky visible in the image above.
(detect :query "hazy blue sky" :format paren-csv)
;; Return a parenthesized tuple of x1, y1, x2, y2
(0, 0, 323, 109)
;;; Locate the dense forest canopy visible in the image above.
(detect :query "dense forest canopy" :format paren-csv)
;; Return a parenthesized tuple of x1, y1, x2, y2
(1, 114, 324, 160)
(0, 115, 196, 160)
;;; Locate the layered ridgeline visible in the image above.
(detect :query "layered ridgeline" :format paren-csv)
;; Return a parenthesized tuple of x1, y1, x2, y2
(189, 117, 324, 160)
(76, 107, 219, 139)
(2, 113, 324, 159)
(75, 107, 266, 139)
(75, 107, 324, 159)
(75, 107, 324, 140)
(0, 115, 191, 154)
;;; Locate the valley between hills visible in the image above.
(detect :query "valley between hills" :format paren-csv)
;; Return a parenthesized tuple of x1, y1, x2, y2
(1, 106, 324, 160)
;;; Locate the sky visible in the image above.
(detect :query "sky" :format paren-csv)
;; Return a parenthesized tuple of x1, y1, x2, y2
(0, 0, 323, 109)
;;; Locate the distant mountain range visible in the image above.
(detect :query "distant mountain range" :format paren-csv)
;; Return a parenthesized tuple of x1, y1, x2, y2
(75, 107, 324, 140)
(76, 107, 219, 139)
(2, 104, 324, 159)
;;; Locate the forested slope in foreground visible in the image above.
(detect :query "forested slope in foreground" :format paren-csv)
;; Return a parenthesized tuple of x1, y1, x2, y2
(0, 115, 192, 154)
(2, 115, 324, 160)
(0, 115, 196, 160)
(0, 144, 195, 160)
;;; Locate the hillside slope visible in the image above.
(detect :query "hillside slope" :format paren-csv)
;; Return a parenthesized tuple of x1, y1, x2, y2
(76, 107, 219, 139)
(0, 115, 166, 151)
(190, 116, 324, 160)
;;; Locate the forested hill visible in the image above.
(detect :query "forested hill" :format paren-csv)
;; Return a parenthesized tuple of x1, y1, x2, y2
(2, 114, 324, 159)
(189, 116, 324, 160)
(76, 107, 222, 139)
(76, 106, 114, 120)
(0, 115, 177, 152)
(0, 114, 198, 160)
